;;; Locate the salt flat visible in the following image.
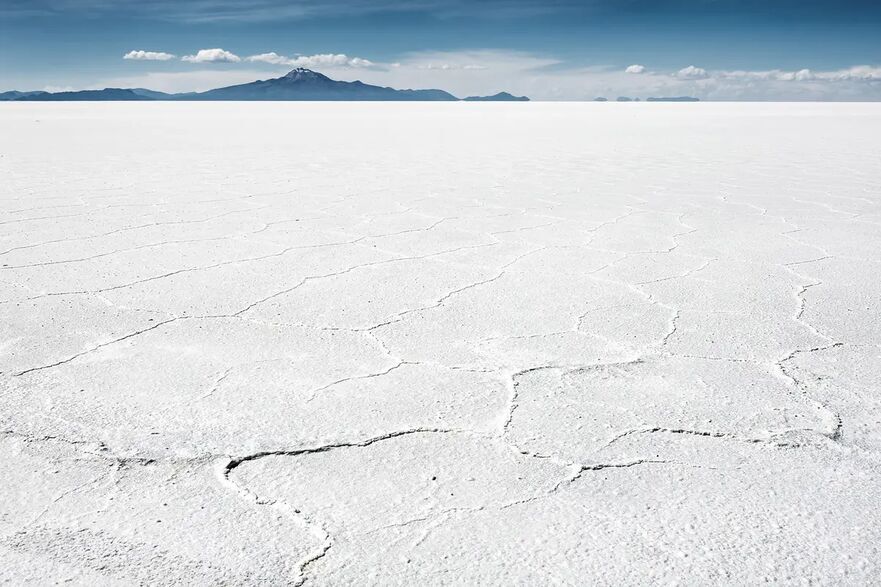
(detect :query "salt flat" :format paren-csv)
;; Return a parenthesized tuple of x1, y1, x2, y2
(1, 102, 880, 584)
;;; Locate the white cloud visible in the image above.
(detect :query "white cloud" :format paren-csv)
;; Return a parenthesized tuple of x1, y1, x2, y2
(417, 63, 487, 71)
(124, 50, 176, 61)
(182, 48, 241, 63)
(244, 52, 289, 65)
(787, 69, 815, 81)
(679, 65, 881, 100)
(245, 52, 374, 68)
(42, 85, 75, 93)
(625, 64, 645, 74)
(819, 65, 881, 81)
(715, 66, 881, 84)
(348, 57, 374, 68)
(676, 65, 708, 79)
(719, 69, 810, 81)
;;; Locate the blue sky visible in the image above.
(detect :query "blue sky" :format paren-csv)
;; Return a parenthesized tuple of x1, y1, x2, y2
(2, 0, 880, 99)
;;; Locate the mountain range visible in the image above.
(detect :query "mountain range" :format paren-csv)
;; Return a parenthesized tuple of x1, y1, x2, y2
(1, 68, 529, 102)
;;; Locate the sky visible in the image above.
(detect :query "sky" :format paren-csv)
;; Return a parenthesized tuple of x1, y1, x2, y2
(1, 0, 880, 100)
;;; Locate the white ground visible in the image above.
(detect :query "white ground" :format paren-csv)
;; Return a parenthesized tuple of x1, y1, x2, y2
(1, 103, 880, 584)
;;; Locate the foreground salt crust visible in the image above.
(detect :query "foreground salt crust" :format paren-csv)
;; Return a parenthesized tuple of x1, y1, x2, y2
(1, 102, 880, 584)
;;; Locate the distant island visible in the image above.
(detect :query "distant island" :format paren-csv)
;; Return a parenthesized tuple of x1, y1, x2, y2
(646, 96, 700, 102)
(463, 92, 529, 102)
(1, 68, 529, 102)
(592, 96, 701, 102)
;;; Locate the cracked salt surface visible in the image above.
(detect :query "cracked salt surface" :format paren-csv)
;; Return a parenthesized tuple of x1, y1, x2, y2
(2, 102, 881, 584)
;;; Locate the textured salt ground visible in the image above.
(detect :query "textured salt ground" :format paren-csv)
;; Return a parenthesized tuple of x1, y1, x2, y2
(1, 102, 880, 584)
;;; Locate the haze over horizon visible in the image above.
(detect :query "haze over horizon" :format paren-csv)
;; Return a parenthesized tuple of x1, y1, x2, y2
(1, 0, 880, 100)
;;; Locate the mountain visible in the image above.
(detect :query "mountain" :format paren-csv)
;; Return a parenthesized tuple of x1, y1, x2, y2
(0, 90, 49, 100)
(463, 92, 529, 102)
(188, 68, 459, 101)
(130, 88, 180, 100)
(1, 69, 527, 102)
(16, 88, 151, 101)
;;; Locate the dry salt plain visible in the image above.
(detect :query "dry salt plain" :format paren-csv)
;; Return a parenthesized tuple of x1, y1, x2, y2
(1, 102, 880, 585)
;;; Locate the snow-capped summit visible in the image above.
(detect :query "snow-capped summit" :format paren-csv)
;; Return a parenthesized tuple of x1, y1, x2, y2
(282, 68, 333, 82)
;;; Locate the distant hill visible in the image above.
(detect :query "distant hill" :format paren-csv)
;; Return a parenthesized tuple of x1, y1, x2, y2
(0, 90, 50, 100)
(463, 92, 529, 102)
(0, 69, 528, 102)
(16, 88, 151, 101)
(130, 88, 180, 100)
